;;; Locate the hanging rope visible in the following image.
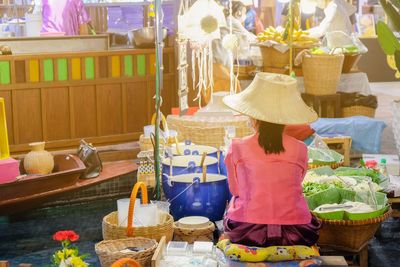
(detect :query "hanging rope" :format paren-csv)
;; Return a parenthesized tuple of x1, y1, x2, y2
(228, 0, 235, 94)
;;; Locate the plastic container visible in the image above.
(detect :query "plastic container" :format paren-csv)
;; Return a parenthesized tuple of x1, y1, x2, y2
(171, 145, 218, 158)
(165, 173, 229, 221)
(162, 155, 219, 199)
(378, 158, 388, 176)
(117, 198, 140, 226)
(25, 12, 42, 37)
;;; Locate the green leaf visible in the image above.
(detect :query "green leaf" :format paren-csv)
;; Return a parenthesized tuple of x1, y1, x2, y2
(376, 21, 400, 55)
(395, 50, 400, 71)
(380, 0, 400, 31)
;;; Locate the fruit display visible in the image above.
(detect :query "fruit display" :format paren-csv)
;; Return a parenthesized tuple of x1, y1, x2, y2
(310, 45, 362, 55)
(257, 26, 319, 47)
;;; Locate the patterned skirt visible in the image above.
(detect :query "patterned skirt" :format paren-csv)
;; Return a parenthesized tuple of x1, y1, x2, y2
(223, 215, 321, 247)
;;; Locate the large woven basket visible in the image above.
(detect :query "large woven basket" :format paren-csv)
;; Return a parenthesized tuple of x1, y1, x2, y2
(260, 46, 305, 69)
(342, 53, 362, 73)
(102, 182, 174, 242)
(173, 221, 215, 244)
(167, 115, 254, 148)
(95, 237, 157, 267)
(317, 208, 392, 252)
(103, 211, 174, 242)
(342, 105, 375, 118)
(302, 53, 344, 96)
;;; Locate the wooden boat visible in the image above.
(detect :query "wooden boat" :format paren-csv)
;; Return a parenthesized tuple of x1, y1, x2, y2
(0, 154, 137, 215)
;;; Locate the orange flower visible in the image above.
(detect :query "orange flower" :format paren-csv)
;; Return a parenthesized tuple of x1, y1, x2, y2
(53, 230, 80, 242)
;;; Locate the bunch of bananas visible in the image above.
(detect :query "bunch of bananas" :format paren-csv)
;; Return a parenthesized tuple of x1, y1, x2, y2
(257, 27, 319, 47)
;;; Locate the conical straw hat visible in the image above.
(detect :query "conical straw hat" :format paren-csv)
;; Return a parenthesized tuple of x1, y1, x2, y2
(223, 72, 318, 125)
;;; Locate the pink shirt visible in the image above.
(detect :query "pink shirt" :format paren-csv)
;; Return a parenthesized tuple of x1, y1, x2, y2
(225, 133, 311, 225)
(42, 0, 90, 36)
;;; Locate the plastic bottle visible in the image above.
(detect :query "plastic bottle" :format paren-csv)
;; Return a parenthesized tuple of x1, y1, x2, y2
(378, 158, 388, 176)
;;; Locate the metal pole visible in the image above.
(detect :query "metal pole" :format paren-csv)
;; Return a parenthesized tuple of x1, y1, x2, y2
(154, 0, 164, 200)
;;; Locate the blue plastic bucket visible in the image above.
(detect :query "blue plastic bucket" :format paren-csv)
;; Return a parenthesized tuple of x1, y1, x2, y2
(162, 155, 219, 198)
(167, 173, 229, 221)
(171, 145, 218, 158)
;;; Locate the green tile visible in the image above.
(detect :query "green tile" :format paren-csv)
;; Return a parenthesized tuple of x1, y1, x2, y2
(57, 58, 68, 81)
(43, 59, 54, 81)
(0, 61, 10, 84)
(124, 55, 133, 77)
(85, 57, 95, 80)
(137, 55, 146, 76)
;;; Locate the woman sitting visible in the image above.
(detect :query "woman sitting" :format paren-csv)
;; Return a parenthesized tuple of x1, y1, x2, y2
(222, 72, 321, 247)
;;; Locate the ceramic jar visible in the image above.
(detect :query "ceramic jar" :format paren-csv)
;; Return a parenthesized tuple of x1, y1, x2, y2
(24, 142, 54, 175)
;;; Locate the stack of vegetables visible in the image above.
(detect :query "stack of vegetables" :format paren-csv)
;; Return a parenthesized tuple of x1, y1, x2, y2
(302, 166, 389, 220)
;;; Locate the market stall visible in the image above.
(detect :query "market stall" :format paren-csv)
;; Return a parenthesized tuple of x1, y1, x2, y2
(1, 0, 400, 266)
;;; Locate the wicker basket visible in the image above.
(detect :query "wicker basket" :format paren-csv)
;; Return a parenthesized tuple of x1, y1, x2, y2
(342, 53, 362, 73)
(302, 53, 344, 96)
(167, 115, 254, 148)
(342, 105, 376, 118)
(318, 208, 392, 252)
(102, 182, 174, 242)
(173, 221, 215, 244)
(308, 161, 344, 170)
(260, 46, 306, 69)
(139, 113, 179, 151)
(95, 237, 157, 267)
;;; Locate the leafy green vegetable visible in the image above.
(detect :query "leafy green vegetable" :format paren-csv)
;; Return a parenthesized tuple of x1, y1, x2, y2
(343, 45, 359, 54)
(303, 181, 344, 197)
(333, 167, 383, 184)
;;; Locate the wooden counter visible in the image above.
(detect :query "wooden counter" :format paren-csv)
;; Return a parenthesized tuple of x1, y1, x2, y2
(0, 47, 177, 154)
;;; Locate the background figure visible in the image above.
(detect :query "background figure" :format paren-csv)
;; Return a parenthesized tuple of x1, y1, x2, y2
(307, 0, 357, 38)
(41, 0, 91, 35)
(243, 1, 264, 34)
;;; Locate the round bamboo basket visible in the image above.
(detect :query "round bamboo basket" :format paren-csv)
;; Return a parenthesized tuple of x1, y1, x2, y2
(102, 182, 174, 242)
(173, 221, 215, 244)
(342, 54, 362, 73)
(302, 53, 344, 96)
(95, 237, 157, 267)
(318, 208, 392, 252)
(102, 211, 174, 242)
(342, 105, 375, 118)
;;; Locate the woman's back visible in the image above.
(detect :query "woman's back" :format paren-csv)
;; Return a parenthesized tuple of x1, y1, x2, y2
(225, 133, 311, 225)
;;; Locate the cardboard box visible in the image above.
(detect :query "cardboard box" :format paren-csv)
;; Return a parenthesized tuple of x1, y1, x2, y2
(0, 158, 20, 184)
(362, 154, 400, 176)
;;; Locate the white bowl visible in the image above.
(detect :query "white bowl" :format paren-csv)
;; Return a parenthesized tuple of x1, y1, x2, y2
(178, 216, 210, 228)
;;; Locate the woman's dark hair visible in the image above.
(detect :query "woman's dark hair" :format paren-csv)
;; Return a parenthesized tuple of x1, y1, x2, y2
(223, 1, 246, 18)
(257, 121, 285, 155)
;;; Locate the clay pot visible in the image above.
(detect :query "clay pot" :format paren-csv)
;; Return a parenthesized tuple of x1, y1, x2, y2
(24, 142, 54, 175)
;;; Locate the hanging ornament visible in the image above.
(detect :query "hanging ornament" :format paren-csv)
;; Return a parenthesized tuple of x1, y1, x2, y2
(222, 33, 238, 51)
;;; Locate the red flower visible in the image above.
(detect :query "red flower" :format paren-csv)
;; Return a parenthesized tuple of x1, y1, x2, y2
(53, 230, 80, 242)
